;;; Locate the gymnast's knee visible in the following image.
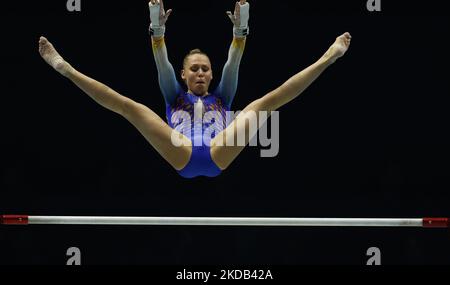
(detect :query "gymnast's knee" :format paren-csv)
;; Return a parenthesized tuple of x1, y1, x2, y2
(119, 99, 150, 120)
(246, 97, 276, 114)
(119, 98, 137, 117)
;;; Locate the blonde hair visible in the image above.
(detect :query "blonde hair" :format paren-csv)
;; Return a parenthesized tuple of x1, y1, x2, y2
(182, 49, 210, 68)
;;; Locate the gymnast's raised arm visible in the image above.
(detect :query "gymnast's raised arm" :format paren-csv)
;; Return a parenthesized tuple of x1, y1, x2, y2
(217, 0, 250, 108)
(149, 0, 181, 106)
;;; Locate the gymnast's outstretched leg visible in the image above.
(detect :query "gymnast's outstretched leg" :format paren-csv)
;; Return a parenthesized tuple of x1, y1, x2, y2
(38, 36, 192, 170)
(211, 32, 352, 170)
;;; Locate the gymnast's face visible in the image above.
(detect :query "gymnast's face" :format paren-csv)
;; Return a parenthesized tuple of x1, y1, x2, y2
(181, 54, 213, 96)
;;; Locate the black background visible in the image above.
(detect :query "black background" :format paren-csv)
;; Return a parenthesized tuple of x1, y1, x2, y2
(1, 0, 449, 266)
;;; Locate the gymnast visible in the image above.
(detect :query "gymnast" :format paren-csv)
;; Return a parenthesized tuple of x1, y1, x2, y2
(38, 0, 351, 178)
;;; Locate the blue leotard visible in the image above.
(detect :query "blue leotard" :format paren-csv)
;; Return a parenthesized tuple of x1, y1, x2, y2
(152, 37, 246, 178)
(167, 90, 229, 178)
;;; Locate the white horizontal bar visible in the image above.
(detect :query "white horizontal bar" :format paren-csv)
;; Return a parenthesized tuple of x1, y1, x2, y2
(28, 216, 424, 227)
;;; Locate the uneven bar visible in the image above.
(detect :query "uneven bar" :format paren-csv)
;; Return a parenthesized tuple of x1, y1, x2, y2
(1, 215, 448, 228)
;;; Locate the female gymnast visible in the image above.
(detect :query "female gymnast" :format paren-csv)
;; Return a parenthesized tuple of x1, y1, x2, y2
(38, 0, 351, 178)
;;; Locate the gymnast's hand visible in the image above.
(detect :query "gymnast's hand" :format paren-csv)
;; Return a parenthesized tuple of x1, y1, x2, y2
(149, 0, 173, 37)
(227, 1, 250, 37)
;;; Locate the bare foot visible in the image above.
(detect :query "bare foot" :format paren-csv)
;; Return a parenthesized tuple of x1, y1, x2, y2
(323, 32, 352, 63)
(39, 36, 73, 76)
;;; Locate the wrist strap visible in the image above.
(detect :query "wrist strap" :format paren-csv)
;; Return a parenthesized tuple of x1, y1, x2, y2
(149, 23, 166, 37)
(233, 27, 249, 38)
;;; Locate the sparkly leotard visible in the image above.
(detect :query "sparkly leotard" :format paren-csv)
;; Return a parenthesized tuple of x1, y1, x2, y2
(152, 37, 245, 178)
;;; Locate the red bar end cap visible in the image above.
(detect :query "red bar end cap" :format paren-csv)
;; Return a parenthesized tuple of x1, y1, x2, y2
(0, 215, 29, 225)
(423, 218, 449, 228)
